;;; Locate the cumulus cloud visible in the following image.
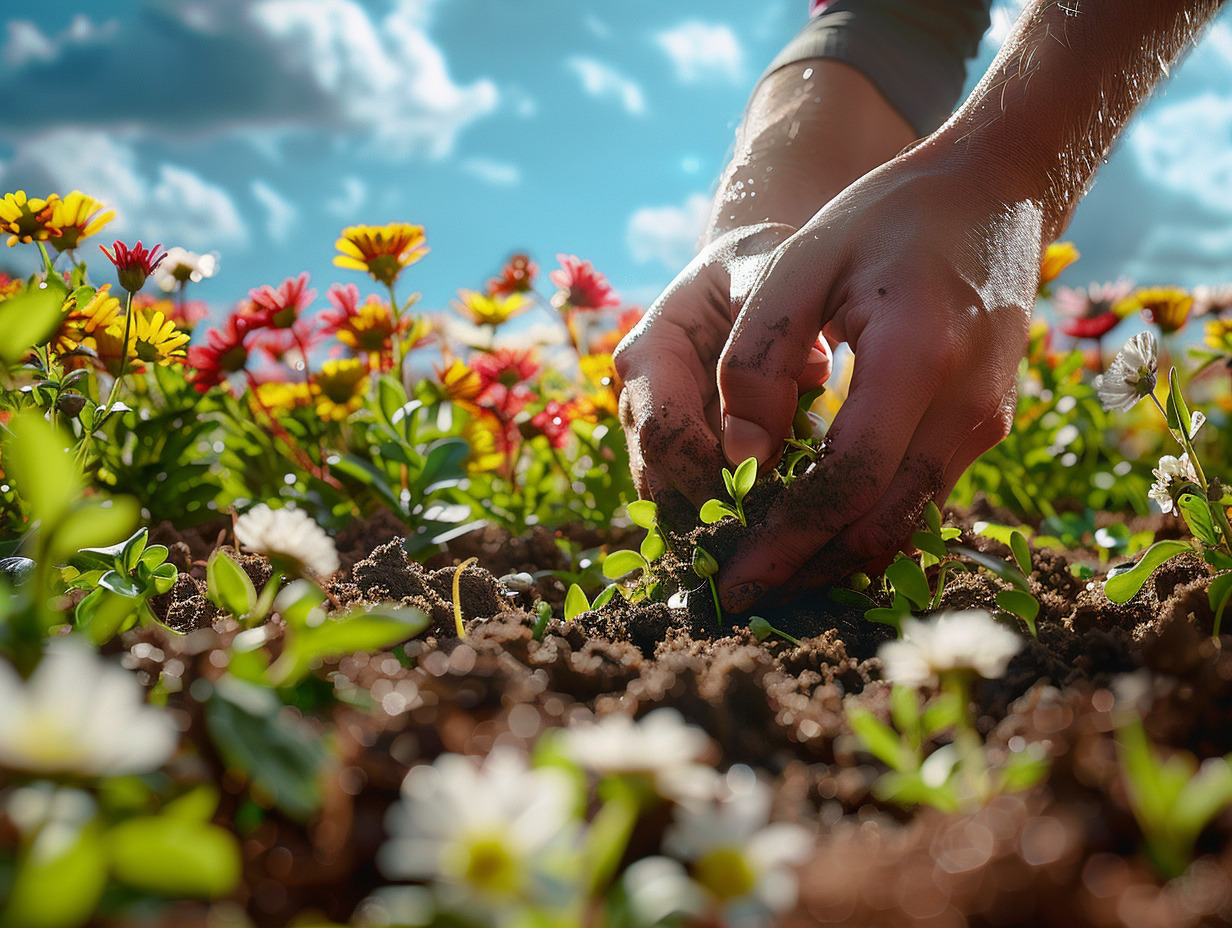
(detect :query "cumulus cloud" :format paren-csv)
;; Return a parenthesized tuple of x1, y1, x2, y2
(250, 179, 298, 244)
(0, 1, 498, 159)
(0, 129, 248, 252)
(566, 57, 646, 115)
(626, 193, 710, 269)
(460, 157, 522, 187)
(655, 21, 745, 85)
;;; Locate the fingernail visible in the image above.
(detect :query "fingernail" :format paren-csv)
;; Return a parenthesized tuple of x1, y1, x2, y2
(722, 415, 775, 469)
(722, 579, 766, 613)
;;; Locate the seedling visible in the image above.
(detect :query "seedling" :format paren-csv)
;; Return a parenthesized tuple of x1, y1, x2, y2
(699, 456, 758, 526)
(692, 544, 721, 626)
(563, 582, 617, 622)
(65, 527, 179, 644)
(749, 616, 799, 646)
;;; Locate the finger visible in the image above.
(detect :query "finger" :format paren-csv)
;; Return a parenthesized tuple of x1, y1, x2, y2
(717, 330, 942, 610)
(935, 385, 1018, 505)
(796, 340, 832, 393)
(716, 244, 834, 469)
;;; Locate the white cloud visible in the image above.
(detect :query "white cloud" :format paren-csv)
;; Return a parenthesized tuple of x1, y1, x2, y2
(0, 129, 248, 253)
(0, 0, 498, 159)
(981, 0, 1027, 52)
(566, 57, 645, 115)
(626, 192, 711, 269)
(1129, 92, 1232, 216)
(325, 176, 367, 217)
(655, 22, 745, 85)
(3, 15, 119, 69)
(460, 157, 522, 187)
(250, 179, 298, 244)
(583, 14, 612, 40)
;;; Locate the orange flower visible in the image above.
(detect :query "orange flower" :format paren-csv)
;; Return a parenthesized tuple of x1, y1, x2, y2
(1038, 241, 1079, 290)
(434, 358, 484, 409)
(577, 352, 622, 421)
(334, 223, 428, 287)
(589, 306, 645, 355)
(487, 253, 537, 296)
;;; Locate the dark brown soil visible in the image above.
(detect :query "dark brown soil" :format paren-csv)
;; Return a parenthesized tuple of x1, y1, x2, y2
(129, 508, 1232, 927)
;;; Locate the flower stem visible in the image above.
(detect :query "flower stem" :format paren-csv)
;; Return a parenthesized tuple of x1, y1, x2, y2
(98, 290, 135, 419)
(36, 241, 54, 277)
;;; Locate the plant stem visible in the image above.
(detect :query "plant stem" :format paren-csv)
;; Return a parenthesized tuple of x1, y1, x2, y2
(708, 576, 722, 627)
(98, 290, 135, 420)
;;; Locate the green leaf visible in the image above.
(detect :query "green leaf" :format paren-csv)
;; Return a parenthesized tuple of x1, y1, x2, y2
(947, 544, 1031, 592)
(626, 499, 657, 529)
(74, 588, 139, 644)
(640, 529, 666, 563)
(2, 819, 107, 928)
(1010, 531, 1032, 576)
(846, 706, 913, 772)
(377, 374, 410, 426)
(49, 498, 141, 562)
(108, 816, 242, 899)
(884, 556, 930, 611)
(1178, 493, 1220, 547)
(888, 684, 921, 741)
(924, 501, 943, 536)
(0, 277, 67, 364)
(602, 549, 647, 580)
(4, 409, 83, 529)
(204, 677, 327, 821)
(591, 585, 618, 610)
(1209, 572, 1232, 637)
(699, 498, 736, 524)
(275, 579, 328, 629)
(270, 604, 429, 686)
(995, 589, 1040, 636)
(721, 467, 736, 501)
(910, 531, 948, 560)
(564, 583, 590, 621)
(1104, 539, 1193, 604)
(418, 437, 470, 490)
(97, 569, 141, 598)
(206, 550, 257, 618)
(1166, 367, 1193, 439)
(731, 456, 758, 501)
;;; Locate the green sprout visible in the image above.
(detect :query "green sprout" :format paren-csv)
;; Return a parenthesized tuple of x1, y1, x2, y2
(699, 456, 758, 526)
(749, 616, 799, 646)
(692, 545, 721, 626)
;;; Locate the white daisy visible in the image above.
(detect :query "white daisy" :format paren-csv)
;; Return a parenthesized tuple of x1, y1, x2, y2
(1094, 332, 1159, 412)
(234, 503, 339, 578)
(662, 776, 813, 927)
(0, 637, 177, 777)
(153, 247, 218, 291)
(878, 609, 1022, 689)
(559, 707, 713, 795)
(378, 747, 577, 904)
(1148, 453, 1200, 515)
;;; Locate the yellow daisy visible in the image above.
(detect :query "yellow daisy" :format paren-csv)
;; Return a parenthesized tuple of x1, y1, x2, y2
(0, 191, 61, 247)
(452, 289, 529, 327)
(1205, 319, 1232, 354)
(47, 191, 115, 253)
(50, 285, 122, 356)
(434, 358, 484, 408)
(333, 223, 428, 287)
(1116, 286, 1193, 334)
(577, 352, 621, 421)
(249, 380, 313, 417)
(1038, 241, 1079, 288)
(314, 358, 369, 421)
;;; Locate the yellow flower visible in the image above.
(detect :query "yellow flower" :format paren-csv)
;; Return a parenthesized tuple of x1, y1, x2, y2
(47, 191, 115, 252)
(1116, 286, 1193, 334)
(90, 308, 189, 375)
(577, 353, 621, 421)
(333, 223, 428, 286)
(50, 285, 122, 356)
(0, 191, 61, 247)
(314, 358, 369, 421)
(1038, 241, 1079, 288)
(452, 289, 528, 327)
(1205, 319, 1232, 354)
(461, 415, 507, 475)
(249, 380, 312, 417)
(434, 358, 484, 408)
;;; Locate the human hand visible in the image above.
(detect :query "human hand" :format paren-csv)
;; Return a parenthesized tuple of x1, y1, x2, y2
(713, 147, 1042, 612)
(614, 223, 832, 530)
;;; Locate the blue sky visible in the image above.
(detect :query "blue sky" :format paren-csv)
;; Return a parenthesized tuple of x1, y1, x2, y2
(1, 0, 1230, 321)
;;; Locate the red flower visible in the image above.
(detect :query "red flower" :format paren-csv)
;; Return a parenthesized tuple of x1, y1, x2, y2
(549, 254, 619, 311)
(187, 313, 259, 393)
(530, 400, 578, 449)
(471, 348, 539, 419)
(1060, 311, 1120, 340)
(488, 253, 538, 297)
(248, 273, 316, 329)
(99, 240, 167, 293)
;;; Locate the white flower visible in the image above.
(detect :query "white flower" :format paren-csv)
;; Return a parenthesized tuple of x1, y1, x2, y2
(153, 247, 218, 291)
(234, 503, 339, 578)
(662, 777, 813, 927)
(559, 707, 712, 792)
(878, 609, 1022, 688)
(378, 747, 577, 903)
(0, 638, 177, 776)
(1094, 332, 1159, 412)
(1148, 452, 1200, 514)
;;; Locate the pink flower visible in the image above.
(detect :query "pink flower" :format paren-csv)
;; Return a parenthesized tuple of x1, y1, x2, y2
(550, 254, 620, 311)
(248, 273, 316, 329)
(99, 240, 167, 293)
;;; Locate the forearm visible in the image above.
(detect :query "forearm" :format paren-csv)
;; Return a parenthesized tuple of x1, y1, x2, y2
(931, 0, 1224, 244)
(701, 59, 915, 246)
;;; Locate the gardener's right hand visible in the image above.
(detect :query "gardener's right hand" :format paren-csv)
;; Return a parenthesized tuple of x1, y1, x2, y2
(614, 222, 832, 530)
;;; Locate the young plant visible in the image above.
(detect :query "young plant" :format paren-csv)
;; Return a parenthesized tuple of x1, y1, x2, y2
(1117, 717, 1232, 880)
(563, 581, 618, 622)
(692, 545, 721, 626)
(749, 616, 799, 646)
(699, 456, 757, 527)
(64, 527, 179, 644)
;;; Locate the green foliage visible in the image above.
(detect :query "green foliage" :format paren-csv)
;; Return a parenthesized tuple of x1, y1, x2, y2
(699, 456, 757, 526)
(64, 528, 179, 643)
(1104, 540, 1194, 604)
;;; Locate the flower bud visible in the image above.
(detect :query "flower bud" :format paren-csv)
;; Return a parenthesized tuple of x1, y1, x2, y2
(692, 545, 718, 578)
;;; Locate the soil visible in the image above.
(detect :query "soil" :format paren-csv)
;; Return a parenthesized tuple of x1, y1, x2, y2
(99, 507, 1232, 927)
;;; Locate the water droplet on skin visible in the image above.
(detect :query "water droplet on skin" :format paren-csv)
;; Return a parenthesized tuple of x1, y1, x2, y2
(802, 67, 813, 79)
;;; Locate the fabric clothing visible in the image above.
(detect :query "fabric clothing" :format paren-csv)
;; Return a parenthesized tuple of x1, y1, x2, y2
(766, 0, 994, 137)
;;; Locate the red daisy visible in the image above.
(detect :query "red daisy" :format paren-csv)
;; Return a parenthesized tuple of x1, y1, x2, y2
(549, 254, 620, 311)
(487, 253, 538, 297)
(248, 273, 316, 329)
(1060, 312, 1121, 340)
(186, 313, 259, 393)
(530, 400, 578, 449)
(99, 240, 167, 294)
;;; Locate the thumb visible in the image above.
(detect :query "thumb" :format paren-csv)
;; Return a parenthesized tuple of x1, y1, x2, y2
(717, 243, 832, 469)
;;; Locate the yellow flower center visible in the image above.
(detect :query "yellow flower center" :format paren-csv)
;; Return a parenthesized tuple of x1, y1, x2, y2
(445, 834, 522, 897)
(693, 846, 757, 902)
